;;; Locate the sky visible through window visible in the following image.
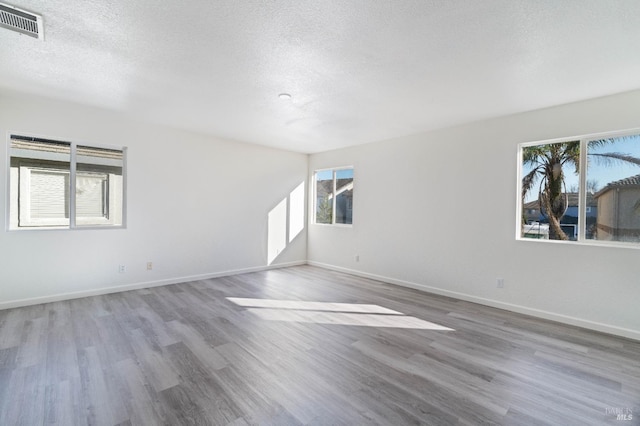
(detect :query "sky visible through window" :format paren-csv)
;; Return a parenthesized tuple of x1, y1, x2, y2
(316, 169, 333, 180)
(335, 168, 353, 180)
(523, 134, 640, 203)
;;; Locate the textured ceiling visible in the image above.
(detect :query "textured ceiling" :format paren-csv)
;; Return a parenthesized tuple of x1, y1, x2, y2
(1, 1, 640, 153)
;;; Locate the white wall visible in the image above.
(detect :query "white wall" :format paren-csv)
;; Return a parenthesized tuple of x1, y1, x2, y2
(308, 89, 640, 340)
(0, 90, 308, 307)
(3, 88, 639, 340)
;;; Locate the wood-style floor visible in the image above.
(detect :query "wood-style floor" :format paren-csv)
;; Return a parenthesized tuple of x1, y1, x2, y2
(0, 266, 638, 425)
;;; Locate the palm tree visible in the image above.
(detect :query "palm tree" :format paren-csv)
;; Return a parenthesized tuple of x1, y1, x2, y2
(522, 138, 640, 240)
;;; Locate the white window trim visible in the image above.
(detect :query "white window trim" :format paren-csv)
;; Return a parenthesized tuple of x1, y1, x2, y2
(6, 133, 127, 231)
(516, 127, 640, 249)
(313, 166, 354, 227)
(19, 166, 70, 228)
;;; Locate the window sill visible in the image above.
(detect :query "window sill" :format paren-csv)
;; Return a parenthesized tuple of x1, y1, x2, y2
(516, 236, 640, 250)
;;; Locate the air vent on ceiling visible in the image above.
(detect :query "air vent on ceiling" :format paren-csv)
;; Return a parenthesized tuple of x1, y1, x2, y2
(0, 2, 43, 40)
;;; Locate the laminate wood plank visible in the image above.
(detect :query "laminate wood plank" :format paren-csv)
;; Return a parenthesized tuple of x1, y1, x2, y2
(490, 360, 637, 413)
(2, 363, 47, 426)
(69, 298, 103, 350)
(0, 265, 638, 425)
(102, 293, 145, 332)
(242, 409, 301, 426)
(85, 295, 113, 318)
(116, 357, 166, 426)
(134, 306, 180, 348)
(45, 323, 79, 386)
(44, 378, 84, 425)
(127, 328, 181, 393)
(94, 314, 137, 366)
(351, 380, 457, 426)
(309, 340, 506, 425)
(0, 367, 14, 423)
(46, 301, 73, 330)
(158, 384, 215, 426)
(226, 417, 253, 426)
(353, 338, 510, 417)
(77, 345, 128, 426)
(0, 308, 24, 350)
(166, 319, 228, 371)
(216, 341, 336, 424)
(489, 373, 609, 426)
(0, 346, 17, 370)
(533, 350, 623, 390)
(173, 306, 230, 348)
(140, 292, 180, 323)
(16, 316, 48, 368)
(264, 362, 369, 425)
(165, 341, 243, 424)
(210, 366, 298, 424)
(273, 333, 451, 424)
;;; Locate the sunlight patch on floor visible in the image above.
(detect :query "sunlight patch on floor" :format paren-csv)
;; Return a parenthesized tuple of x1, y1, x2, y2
(227, 297, 402, 314)
(227, 298, 454, 330)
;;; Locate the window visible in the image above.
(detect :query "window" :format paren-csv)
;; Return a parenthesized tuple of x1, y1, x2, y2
(8, 135, 126, 230)
(518, 131, 640, 245)
(314, 167, 353, 225)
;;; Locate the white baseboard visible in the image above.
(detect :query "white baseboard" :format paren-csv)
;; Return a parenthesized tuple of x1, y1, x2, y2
(0, 260, 306, 311)
(307, 261, 640, 342)
(4, 259, 639, 342)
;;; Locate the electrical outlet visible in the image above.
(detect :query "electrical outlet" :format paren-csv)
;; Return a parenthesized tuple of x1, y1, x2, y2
(355, 255, 360, 262)
(147, 262, 153, 271)
(497, 278, 504, 288)
(118, 265, 126, 273)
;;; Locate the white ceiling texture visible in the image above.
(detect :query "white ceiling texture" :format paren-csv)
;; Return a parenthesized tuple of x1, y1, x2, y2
(1, 1, 640, 153)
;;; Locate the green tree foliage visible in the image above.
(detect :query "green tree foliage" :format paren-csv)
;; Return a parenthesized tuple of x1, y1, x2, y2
(522, 139, 640, 240)
(316, 196, 333, 224)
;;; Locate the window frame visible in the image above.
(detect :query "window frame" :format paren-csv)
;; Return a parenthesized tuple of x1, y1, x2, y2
(313, 166, 354, 227)
(516, 128, 640, 249)
(18, 164, 71, 228)
(6, 133, 127, 231)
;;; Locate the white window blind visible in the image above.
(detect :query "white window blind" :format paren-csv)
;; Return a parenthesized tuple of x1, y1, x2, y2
(76, 173, 107, 218)
(29, 169, 68, 219)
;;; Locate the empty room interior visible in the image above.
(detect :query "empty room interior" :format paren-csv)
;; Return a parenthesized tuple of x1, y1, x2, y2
(1, 1, 640, 425)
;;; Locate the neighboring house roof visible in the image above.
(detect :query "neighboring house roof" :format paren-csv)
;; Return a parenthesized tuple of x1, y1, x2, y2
(523, 192, 597, 210)
(594, 174, 640, 198)
(316, 179, 353, 196)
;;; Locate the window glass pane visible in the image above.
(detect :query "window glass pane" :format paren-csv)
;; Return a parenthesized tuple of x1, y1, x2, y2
(76, 145, 124, 226)
(315, 171, 333, 224)
(9, 137, 71, 229)
(76, 173, 108, 218)
(521, 141, 580, 240)
(586, 134, 640, 242)
(30, 170, 69, 219)
(335, 169, 353, 224)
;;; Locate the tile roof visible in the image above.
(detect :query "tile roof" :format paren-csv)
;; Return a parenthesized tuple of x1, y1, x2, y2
(605, 174, 640, 187)
(594, 174, 640, 198)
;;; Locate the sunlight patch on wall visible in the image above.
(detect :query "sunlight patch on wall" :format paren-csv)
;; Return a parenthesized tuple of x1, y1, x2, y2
(227, 298, 454, 330)
(267, 198, 287, 265)
(267, 182, 306, 265)
(289, 182, 305, 243)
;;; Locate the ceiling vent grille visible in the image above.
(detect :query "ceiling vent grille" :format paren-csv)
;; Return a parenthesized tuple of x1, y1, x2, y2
(0, 3, 43, 39)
